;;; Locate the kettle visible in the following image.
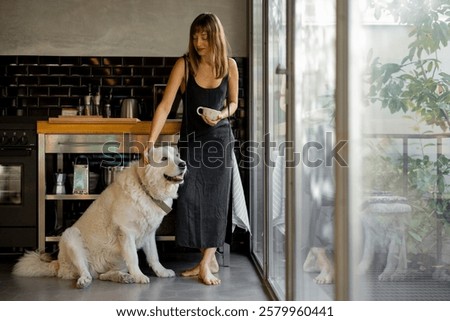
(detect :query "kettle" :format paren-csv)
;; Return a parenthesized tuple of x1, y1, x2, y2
(120, 98, 141, 118)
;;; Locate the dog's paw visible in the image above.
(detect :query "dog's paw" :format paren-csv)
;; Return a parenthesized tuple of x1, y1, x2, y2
(377, 270, 394, 281)
(155, 268, 176, 278)
(357, 262, 370, 275)
(432, 267, 450, 281)
(119, 273, 136, 284)
(132, 273, 150, 284)
(76, 275, 92, 289)
(390, 270, 408, 281)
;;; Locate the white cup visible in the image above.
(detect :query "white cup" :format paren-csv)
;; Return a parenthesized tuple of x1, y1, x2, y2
(197, 106, 221, 120)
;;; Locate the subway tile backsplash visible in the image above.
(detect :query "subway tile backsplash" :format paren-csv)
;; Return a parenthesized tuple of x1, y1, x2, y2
(0, 55, 247, 120)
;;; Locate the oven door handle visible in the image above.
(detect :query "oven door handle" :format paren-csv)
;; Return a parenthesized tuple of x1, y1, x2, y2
(57, 141, 121, 153)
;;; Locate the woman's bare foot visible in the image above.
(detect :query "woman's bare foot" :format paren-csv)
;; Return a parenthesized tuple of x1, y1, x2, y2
(181, 265, 200, 277)
(181, 255, 219, 277)
(199, 264, 221, 285)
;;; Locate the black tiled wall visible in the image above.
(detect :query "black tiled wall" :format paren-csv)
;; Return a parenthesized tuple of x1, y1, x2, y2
(0, 55, 247, 121)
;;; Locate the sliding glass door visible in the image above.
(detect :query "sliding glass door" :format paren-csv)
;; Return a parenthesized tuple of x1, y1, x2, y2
(250, 0, 287, 299)
(292, 0, 337, 300)
(250, 0, 337, 301)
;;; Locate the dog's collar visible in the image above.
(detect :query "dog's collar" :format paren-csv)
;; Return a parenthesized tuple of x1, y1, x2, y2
(149, 197, 172, 215)
(137, 169, 172, 214)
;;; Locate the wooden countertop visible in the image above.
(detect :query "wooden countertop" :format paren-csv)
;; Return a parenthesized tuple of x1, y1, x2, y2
(37, 118, 181, 135)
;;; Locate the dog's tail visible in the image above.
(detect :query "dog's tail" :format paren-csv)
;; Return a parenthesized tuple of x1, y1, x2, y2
(12, 251, 59, 277)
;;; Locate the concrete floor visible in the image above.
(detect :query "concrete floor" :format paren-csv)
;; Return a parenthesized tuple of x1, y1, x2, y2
(0, 250, 271, 301)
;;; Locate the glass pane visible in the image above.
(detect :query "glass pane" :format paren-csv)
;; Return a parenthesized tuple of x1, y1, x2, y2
(295, 0, 336, 300)
(268, 0, 287, 298)
(349, 0, 450, 300)
(250, 0, 265, 271)
(0, 164, 22, 205)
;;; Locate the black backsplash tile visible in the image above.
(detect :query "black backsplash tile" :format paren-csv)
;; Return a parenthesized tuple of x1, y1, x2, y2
(16, 87, 27, 96)
(71, 66, 91, 76)
(8, 65, 28, 75)
(39, 97, 59, 107)
(80, 57, 100, 66)
(17, 76, 38, 86)
(113, 67, 132, 76)
(0, 56, 17, 65)
(123, 57, 143, 66)
(92, 67, 112, 76)
(28, 66, 49, 76)
(60, 77, 80, 87)
(0, 55, 247, 121)
(103, 57, 122, 65)
(29, 86, 49, 96)
(59, 97, 79, 107)
(39, 56, 60, 65)
(70, 86, 86, 97)
(17, 56, 38, 65)
(49, 87, 70, 96)
(48, 66, 71, 75)
(40, 76, 60, 86)
(143, 57, 164, 66)
(60, 57, 80, 65)
(18, 97, 38, 107)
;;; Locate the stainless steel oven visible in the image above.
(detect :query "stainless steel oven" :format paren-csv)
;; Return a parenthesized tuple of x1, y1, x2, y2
(0, 120, 37, 249)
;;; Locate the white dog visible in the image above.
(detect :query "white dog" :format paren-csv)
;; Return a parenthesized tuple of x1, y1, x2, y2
(13, 146, 186, 289)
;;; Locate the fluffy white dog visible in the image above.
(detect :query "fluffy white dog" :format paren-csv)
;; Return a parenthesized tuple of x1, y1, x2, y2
(13, 146, 186, 289)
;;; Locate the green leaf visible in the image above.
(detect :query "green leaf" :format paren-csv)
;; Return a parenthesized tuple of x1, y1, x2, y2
(409, 28, 417, 37)
(438, 175, 445, 193)
(400, 100, 408, 112)
(408, 46, 416, 60)
(439, 72, 450, 82)
(408, 230, 423, 242)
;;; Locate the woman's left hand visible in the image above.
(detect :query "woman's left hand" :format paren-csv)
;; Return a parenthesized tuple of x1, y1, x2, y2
(201, 113, 223, 126)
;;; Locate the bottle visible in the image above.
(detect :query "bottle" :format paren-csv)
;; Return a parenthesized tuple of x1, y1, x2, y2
(103, 88, 113, 118)
(94, 89, 101, 116)
(84, 84, 93, 115)
(104, 102, 111, 118)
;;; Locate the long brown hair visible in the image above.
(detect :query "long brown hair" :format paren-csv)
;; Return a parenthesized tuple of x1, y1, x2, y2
(188, 13, 230, 79)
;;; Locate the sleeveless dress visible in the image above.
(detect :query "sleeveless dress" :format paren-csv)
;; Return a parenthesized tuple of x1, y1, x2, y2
(175, 63, 234, 249)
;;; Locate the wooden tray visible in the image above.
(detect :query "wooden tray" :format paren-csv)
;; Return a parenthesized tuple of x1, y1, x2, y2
(48, 116, 141, 124)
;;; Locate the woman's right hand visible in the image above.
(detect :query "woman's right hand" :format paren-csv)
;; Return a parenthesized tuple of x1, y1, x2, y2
(142, 142, 154, 166)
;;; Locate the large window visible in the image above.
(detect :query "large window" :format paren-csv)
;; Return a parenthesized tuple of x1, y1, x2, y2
(250, 0, 450, 301)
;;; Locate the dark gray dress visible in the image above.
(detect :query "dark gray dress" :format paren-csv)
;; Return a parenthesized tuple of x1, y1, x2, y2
(176, 65, 234, 249)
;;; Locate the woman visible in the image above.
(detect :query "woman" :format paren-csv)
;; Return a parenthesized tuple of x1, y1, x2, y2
(147, 13, 239, 285)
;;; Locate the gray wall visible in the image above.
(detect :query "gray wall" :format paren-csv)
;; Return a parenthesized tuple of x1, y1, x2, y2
(0, 0, 248, 57)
